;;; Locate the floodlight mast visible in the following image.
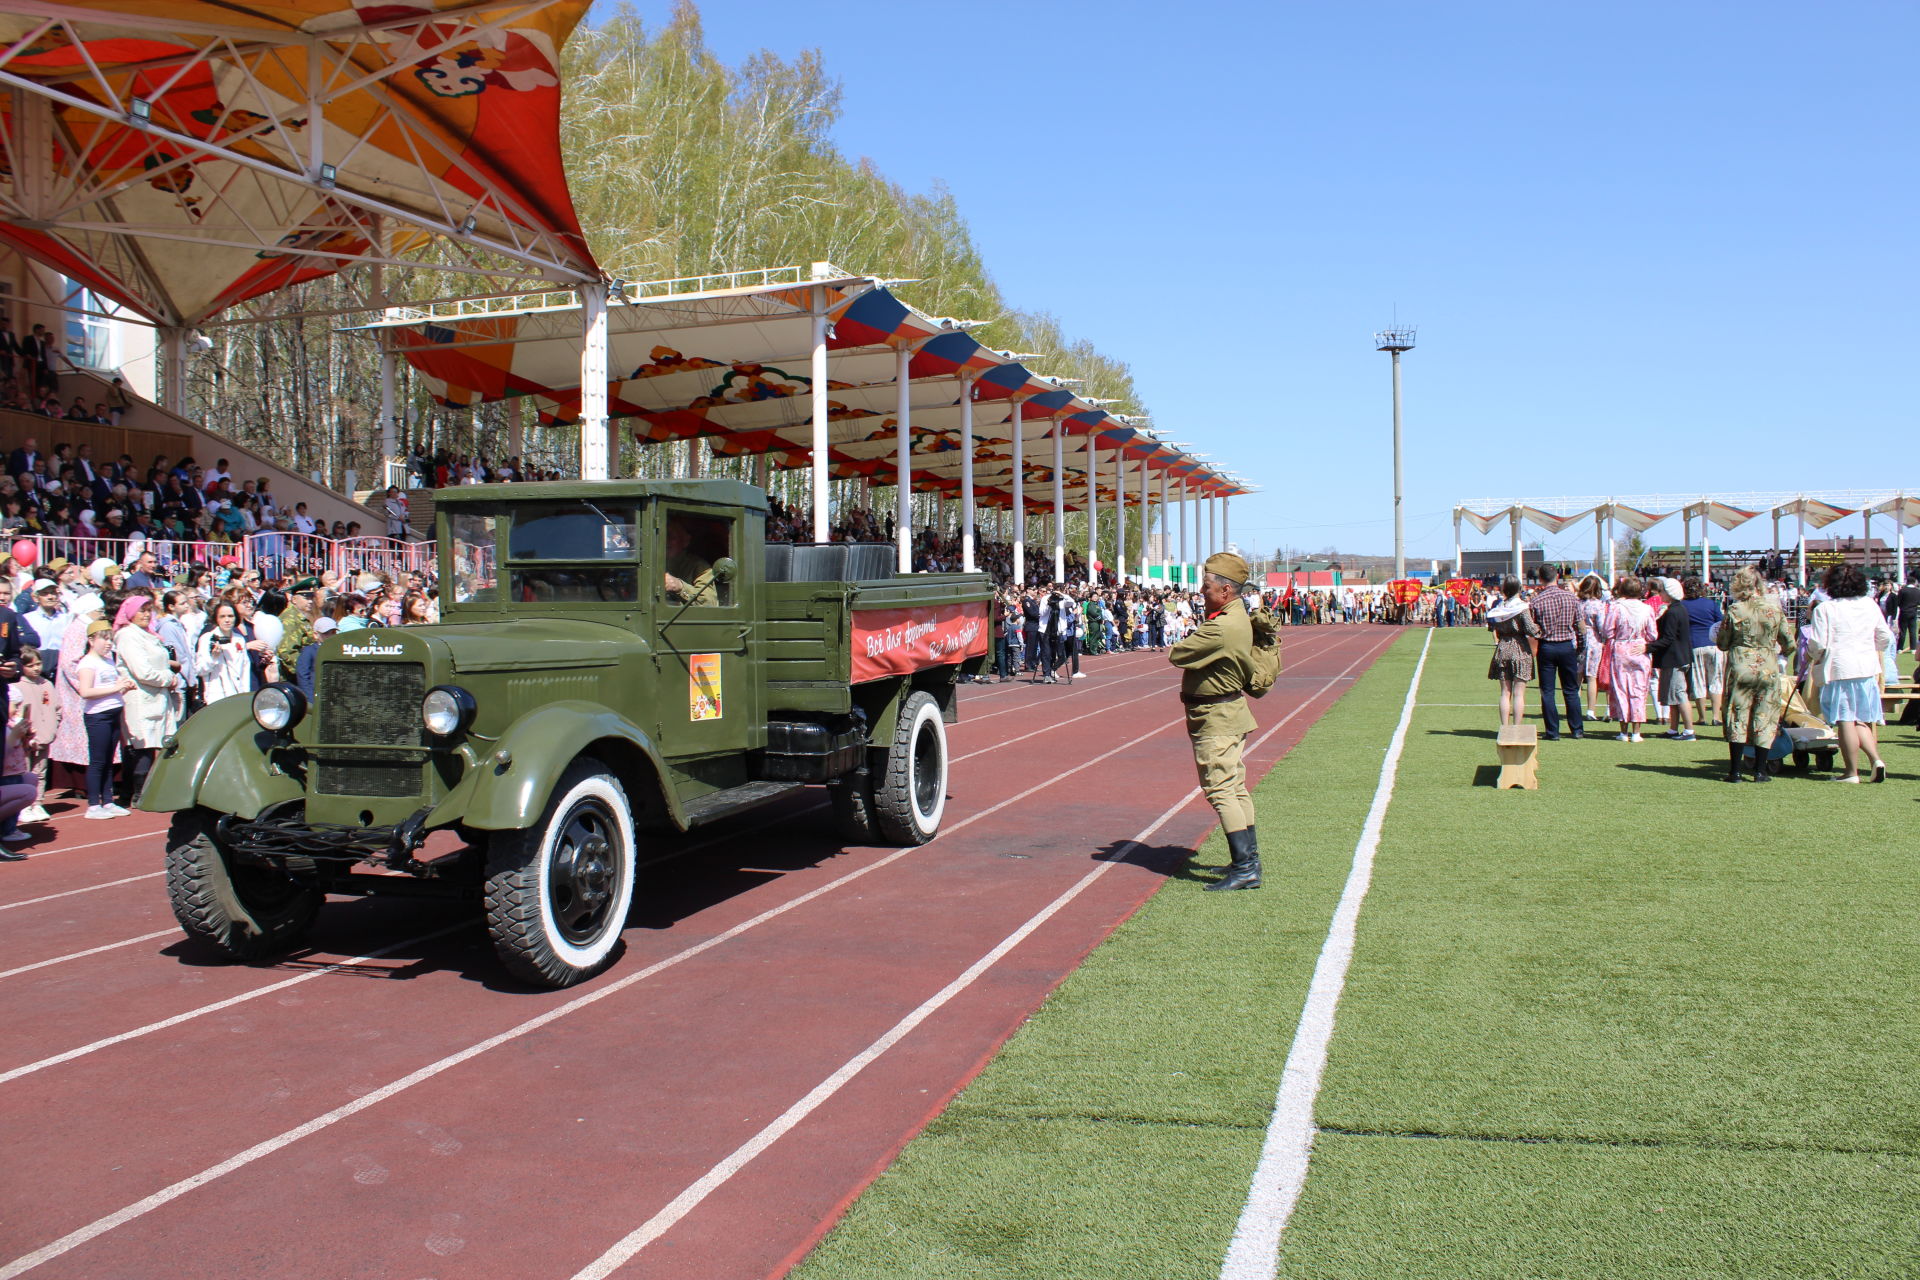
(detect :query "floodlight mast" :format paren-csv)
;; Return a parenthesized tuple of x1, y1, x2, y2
(1374, 325, 1417, 578)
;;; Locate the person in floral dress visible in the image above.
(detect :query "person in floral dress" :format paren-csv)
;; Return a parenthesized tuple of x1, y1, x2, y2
(1716, 566, 1794, 782)
(1599, 576, 1657, 740)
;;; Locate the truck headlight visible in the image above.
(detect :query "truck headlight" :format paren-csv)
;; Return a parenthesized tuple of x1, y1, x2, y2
(252, 685, 307, 733)
(422, 686, 476, 737)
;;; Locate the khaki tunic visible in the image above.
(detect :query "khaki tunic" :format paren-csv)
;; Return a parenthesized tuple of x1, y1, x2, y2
(276, 607, 317, 679)
(1169, 603, 1257, 832)
(665, 550, 717, 607)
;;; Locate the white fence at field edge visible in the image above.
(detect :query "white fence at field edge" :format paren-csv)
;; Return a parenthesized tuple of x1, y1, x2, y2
(8, 531, 434, 582)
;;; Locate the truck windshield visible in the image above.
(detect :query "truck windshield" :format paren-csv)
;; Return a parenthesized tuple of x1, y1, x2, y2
(505, 502, 641, 604)
(449, 512, 499, 604)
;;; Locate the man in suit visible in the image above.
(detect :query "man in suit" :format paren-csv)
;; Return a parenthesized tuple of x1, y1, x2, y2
(7, 436, 39, 482)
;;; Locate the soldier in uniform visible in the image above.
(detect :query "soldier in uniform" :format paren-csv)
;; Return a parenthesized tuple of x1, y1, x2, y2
(663, 515, 717, 607)
(1168, 552, 1260, 891)
(276, 576, 322, 678)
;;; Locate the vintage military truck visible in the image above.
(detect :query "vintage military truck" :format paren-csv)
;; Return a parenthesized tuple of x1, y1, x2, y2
(141, 480, 992, 987)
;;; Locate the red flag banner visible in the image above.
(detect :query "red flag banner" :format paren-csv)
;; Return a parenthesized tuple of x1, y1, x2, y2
(851, 601, 989, 683)
(1444, 578, 1475, 604)
(1387, 578, 1424, 605)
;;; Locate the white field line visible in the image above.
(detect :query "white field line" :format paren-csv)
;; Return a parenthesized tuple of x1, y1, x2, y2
(1218, 628, 1433, 1280)
(0, 929, 180, 981)
(0, 872, 163, 912)
(566, 630, 1399, 1279)
(0, 634, 1398, 1277)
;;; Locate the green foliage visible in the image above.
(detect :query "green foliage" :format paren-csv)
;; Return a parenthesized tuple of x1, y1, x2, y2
(179, 0, 1148, 536)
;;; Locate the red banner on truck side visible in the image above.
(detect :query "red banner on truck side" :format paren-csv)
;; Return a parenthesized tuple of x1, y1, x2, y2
(851, 601, 990, 683)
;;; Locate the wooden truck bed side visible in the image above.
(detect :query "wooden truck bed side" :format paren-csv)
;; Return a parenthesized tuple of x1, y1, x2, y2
(763, 574, 993, 718)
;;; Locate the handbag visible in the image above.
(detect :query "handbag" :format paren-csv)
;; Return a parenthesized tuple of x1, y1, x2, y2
(1594, 603, 1614, 691)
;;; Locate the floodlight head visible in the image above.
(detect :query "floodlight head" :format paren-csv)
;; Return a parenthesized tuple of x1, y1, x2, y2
(317, 162, 337, 189)
(457, 212, 478, 235)
(1374, 325, 1417, 353)
(129, 97, 152, 125)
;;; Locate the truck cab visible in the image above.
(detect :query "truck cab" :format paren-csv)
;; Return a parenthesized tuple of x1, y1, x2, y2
(143, 479, 992, 987)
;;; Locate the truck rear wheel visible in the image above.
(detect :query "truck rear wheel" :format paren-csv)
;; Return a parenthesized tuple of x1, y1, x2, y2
(165, 809, 321, 961)
(873, 690, 948, 845)
(484, 759, 636, 988)
(829, 776, 880, 844)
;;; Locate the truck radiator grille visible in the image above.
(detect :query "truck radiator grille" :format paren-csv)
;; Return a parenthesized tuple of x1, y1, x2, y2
(315, 760, 420, 798)
(319, 662, 424, 746)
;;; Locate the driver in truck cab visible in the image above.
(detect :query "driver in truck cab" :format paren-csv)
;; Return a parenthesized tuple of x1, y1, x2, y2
(663, 515, 717, 606)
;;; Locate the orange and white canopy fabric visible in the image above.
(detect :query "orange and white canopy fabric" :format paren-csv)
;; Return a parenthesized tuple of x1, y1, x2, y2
(1518, 504, 1595, 535)
(0, 0, 596, 326)
(1770, 497, 1855, 529)
(1593, 503, 1671, 534)
(374, 272, 1241, 503)
(1869, 494, 1920, 528)
(1680, 500, 1760, 532)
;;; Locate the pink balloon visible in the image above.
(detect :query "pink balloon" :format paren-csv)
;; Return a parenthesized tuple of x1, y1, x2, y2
(10, 539, 36, 568)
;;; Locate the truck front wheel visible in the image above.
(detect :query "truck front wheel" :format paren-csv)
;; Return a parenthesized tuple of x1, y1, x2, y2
(483, 759, 637, 988)
(873, 690, 948, 845)
(165, 809, 321, 961)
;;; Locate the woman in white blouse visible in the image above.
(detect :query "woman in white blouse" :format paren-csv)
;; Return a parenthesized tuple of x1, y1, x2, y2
(195, 599, 254, 704)
(1806, 564, 1896, 782)
(115, 595, 185, 804)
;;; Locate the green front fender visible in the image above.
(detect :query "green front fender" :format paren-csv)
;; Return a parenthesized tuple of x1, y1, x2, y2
(431, 700, 679, 832)
(138, 692, 305, 820)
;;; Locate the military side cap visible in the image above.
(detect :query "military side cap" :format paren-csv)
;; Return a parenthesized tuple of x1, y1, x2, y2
(289, 576, 323, 593)
(1204, 552, 1250, 586)
(44, 557, 70, 573)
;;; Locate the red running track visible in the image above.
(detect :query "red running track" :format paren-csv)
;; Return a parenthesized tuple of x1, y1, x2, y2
(0, 625, 1398, 1280)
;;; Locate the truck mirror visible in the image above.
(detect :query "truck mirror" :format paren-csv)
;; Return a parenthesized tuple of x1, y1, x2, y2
(711, 556, 738, 583)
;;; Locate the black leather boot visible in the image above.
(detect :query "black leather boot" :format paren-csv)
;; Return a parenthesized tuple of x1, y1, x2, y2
(1206, 828, 1262, 891)
(1726, 742, 1746, 783)
(1750, 742, 1772, 782)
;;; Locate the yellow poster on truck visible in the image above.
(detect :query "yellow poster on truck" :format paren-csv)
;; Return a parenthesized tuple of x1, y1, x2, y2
(689, 653, 722, 721)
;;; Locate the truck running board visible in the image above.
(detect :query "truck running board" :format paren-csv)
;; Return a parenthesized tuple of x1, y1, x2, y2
(680, 779, 807, 829)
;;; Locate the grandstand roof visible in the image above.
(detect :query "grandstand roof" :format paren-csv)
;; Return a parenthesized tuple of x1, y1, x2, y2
(0, 0, 598, 327)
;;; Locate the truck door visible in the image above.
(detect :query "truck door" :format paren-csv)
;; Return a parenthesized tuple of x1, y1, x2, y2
(651, 503, 760, 763)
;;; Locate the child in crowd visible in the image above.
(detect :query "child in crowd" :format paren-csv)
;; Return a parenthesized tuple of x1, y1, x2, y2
(15, 647, 55, 821)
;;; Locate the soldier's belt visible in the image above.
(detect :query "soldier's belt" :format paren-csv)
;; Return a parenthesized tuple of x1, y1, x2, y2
(1181, 690, 1244, 707)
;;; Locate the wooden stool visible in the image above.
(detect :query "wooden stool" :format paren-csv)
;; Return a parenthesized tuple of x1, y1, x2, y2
(1496, 725, 1539, 790)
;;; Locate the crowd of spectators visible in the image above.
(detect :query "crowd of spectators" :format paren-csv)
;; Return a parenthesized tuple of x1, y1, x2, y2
(0, 554, 441, 845)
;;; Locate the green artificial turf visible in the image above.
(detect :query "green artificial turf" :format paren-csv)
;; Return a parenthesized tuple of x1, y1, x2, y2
(794, 628, 1920, 1280)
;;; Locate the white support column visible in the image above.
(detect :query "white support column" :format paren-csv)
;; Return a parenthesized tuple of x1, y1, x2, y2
(1593, 511, 1603, 579)
(959, 374, 976, 574)
(1011, 399, 1026, 586)
(1898, 500, 1908, 585)
(1703, 528, 1711, 581)
(1167, 475, 1182, 587)
(1115, 448, 1127, 586)
(159, 326, 189, 418)
(1455, 509, 1465, 577)
(508, 398, 525, 470)
(578, 283, 610, 479)
(1085, 445, 1097, 585)
(1798, 510, 1807, 585)
(1509, 509, 1522, 579)
(1158, 470, 1171, 581)
(895, 343, 913, 573)
(752, 452, 769, 490)
(809, 282, 830, 542)
(1138, 456, 1150, 584)
(1864, 508, 1874, 578)
(1051, 420, 1066, 584)
(1607, 515, 1616, 583)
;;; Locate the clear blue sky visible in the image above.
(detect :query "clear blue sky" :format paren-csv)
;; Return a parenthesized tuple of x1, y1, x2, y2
(590, 0, 1915, 564)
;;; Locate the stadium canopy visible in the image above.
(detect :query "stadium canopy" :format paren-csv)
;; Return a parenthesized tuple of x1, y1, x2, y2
(0, 0, 598, 409)
(355, 263, 1249, 580)
(1453, 490, 1918, 583)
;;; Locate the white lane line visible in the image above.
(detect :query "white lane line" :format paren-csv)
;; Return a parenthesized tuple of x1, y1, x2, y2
(954, 636, 1343, 764)
(0, 872, 163, 912)
(0, 929, 180, 981)
(9, 828, 164, 859)
(0, 635, 1397, 1277)
(0, 712, 1205, 1278)
(565, 632, 1396, 1279)
(0, 923, 469, 1087)
(1218, 628, 1432, 1280)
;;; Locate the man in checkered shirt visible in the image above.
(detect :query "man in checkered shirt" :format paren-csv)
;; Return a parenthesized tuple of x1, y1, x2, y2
(1527, 565, 1587, 739)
